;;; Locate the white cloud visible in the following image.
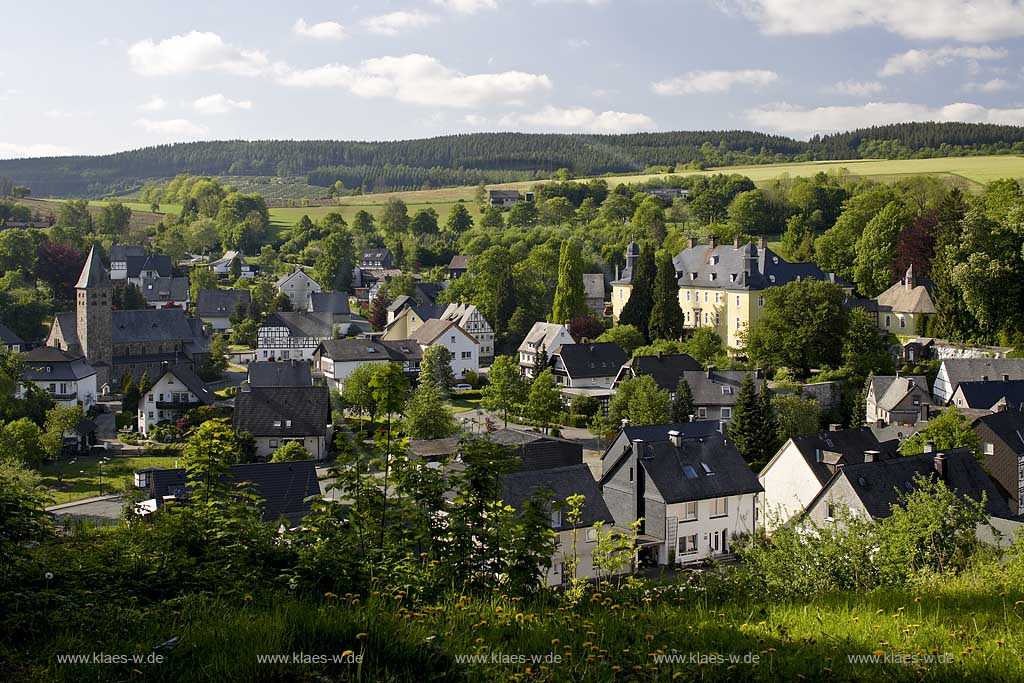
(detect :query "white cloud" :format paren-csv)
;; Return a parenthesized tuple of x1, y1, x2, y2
(723, 0, 1024, 42)
(746, 101, 1024, 138)
(137, 95, 166, 112)
(193, 93, 253, 114)
(462, 114, 488, 126)
(823, 80, 884, 96)
(128, 31, 270, 77)
(567, 38, 591, 49)
(653, 69, 778, 95)
(361, 11, 439, 36)
(965, 78, 1013, 92)
(499, 105, 656, 132)
(0, 142, 73, 159)
(43, 109, 74, 119)
(880, 46, 1007, 76)
(134, 117, 209, 137)
(279, 53, 552, 108)
(292, 18, 347, 40)
(432, 0, 498, 13)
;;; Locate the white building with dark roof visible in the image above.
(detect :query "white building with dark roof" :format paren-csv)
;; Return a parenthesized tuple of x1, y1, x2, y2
(518, 322, 574, 378)
(21, 346, 97, 408)
(195, 289, 251, 332)
(275, 270, 322, 309)
(314, 338, 422, 391)
(137, 364, 216, 435)
(233, 384, 332, 461)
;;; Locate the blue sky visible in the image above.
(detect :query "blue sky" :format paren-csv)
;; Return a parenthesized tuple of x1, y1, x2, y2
(1, 0, 1023, 158)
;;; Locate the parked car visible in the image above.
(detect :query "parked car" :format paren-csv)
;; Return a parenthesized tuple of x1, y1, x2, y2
(452, 384, 473, 392)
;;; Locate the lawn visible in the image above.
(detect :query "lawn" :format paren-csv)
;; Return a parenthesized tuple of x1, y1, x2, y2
(39, 453, 183, 505)
(451, 395, 483, 413)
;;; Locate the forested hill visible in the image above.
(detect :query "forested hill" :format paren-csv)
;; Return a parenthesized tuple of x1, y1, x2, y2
(2, 122, 1023, 197)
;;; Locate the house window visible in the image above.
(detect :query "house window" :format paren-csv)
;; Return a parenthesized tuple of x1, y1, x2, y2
(686, 291, 691, 302)
(628, 467, 634, 482)
(721, 407, 732, 419)
(586, 528, 598, 543)
(984, 442, 994, 456)
(704, 292, 708, 303)
(758, 296, 764, 307)
(885, 315, 891, 327)
(550, 510, 561, 528)
(735, 295, 740, 307)
(682, 501, 697, 521)
(686, 311, 691, 322)
(710, 497, 728, 518)
(714, 313, 720, 325)
(703, 312, 709, 325)
(899, 316, 906, 329)
(270, 440, 279, 448)
(461, 351, 472, 359)
(698, 407, 707, 418)
(450, 336, 456, 344)
(825, 502, 837, 521)
(735, 317, 741, 329)
(678, 534, 698, 556)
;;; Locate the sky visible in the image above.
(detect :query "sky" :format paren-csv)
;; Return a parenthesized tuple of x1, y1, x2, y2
(1, 0, 1023, 158)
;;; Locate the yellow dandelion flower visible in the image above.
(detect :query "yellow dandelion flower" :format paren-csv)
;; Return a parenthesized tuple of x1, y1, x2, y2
(341, 650, 354, 657)
(356, 633, 368, 640)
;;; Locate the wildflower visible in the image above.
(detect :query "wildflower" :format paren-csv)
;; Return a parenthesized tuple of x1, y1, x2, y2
(341, 650, 354, 657)
(914, 596, 921, 604)
(356, 633, 368, 640)
(551, 639, 560, 646)
(44, 572, 53, 581)
(324, 592, 337, 599)
(243, 594, 253, 601)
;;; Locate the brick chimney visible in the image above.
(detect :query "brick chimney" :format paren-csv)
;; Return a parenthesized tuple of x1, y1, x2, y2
(863, 449, 879, 463)
(934, 452, 946, 480)
(733, 236, 741, 248)
(688, 237, 698, 249)
(668, 430, 683, 448)
(709, 236, 718, 249)
(923, 441, 935, 453)
(757, 237, 766, 250)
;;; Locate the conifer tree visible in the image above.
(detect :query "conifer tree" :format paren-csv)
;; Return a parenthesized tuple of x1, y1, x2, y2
(670, 378, 694, 423)
(727, 373, 758, 462)
(551, 239, 586, 324)
(618, 243, 655, 339)
(648, 250, 685, 341)
(755, 381, 781, 462)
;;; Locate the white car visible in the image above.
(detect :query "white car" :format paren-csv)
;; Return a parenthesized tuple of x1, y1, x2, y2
(451, 384, 473, 392)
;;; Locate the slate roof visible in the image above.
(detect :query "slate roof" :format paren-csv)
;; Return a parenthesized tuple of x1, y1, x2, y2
(500, 464, 613, 531)
(680, 369, 764, 407)
(811, 449, 1012, 519)
(518, 322, 573, 354)
(954, 380, 1024, 410)
(627, 432, 762, 504)
(23, 346, 96, 381)
(583, 273, 605, 300)
(145, 460, 320, 524)
(317, 338, 423, 363)
(620, 421, 722, 444)
(0, 321, 24, 346)
(408, 437, 463, 460)
(941, 359, 1024, 398)
(671, 239, 847, 291)
(408, 429, 582, 471)
(611, 240, 641, 285)
(361, 249, 392, 261)
(777, 427, 900, 486)
(489, 190, 522, 200)
(552, 342, 628, 379)
(50, 308, 209, 347)
(196, 289, 250, 318)
(415, 282, 445, 305)
(449, 255, 470, 270)
(75, 245, 107, 288)
(139, 276, 189, 303)
(617, 353, 702, 392)
(262, 312, 334, 338)
(126, 254, 173, 279)
(872, 375, 929, 411)
(413, 319, 469, 346)
(875, 266, 935, 314)
(233, 385, 331, 437)
(247, 360, 313, 387)
(974, 411, 1024, 455)
(308, 292, 350, 316)
(109, 245, 146, 262)
(275, 270, 319, 290)
(160, 364, 215, 404)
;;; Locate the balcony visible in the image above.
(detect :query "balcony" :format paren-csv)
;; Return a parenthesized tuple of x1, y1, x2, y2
(155, 400, 200, 410)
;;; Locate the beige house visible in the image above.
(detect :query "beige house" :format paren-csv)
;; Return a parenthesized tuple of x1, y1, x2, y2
(875, 265, 935, 335)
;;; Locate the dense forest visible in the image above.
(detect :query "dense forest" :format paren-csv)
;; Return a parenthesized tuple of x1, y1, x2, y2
(1, 122, 1022, 197)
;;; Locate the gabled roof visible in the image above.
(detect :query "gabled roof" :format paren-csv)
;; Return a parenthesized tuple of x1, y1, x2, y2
(954, 380, 1024, 410)
(449, 254, 470, 270)
(387, 295, 414, 313)
(308, 292, 350, 316)
(247, 360, 313, 387)
(109, 245, 146, 262)
(233, 385, 331, 437)
(872, 374, 929, 411)
(361, 249, 392, 261)
(75, 245, 108, 289)
(974, 410, 1024, 455)
(518, 322, 573, 354)
(552, 342, 627, 379)
(611, 431, 762, 504)
(441, 303, 488, 331)
(139, 276, 189, 303)
(145, 461, 320, 524)
(810, 449, 1012, 519)
(415, 282, 445, 305)
(413, 318, 475, 346)
(110, 308, 203, 343)
(129, 254, 173, 278)
(679, 369, 764, 406)
(316, 338, 423, 363)
(158, 364, 215, 404)
(940, 359, 1024, 396)
(0, 321, 24, 345)
(489, 190, 522, 200)
(262, 312, 334, 338)
(210, 250, 246, 268)
(275, 269, 319, 289)
(876, 279, 936, 315)
(671, 240, 847, 292)
(23, 346, 96, 381)
(775, 427, 900, 486)
(500, 464, 612, 531)
(196, 289, 251, 317)
(583, 273, 605, 300)
(617, 353, 702, 392)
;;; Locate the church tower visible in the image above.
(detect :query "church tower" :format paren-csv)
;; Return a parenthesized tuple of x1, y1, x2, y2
(75, 246, 112, 385)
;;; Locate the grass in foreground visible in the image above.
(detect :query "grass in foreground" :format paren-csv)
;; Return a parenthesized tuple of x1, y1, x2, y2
(39, 454, 183, 505)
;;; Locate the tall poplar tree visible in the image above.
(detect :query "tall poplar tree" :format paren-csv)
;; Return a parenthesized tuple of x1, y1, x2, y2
(618, 243, 656, 339)
(648, 250, 685, 341)
(551, 239, 587, 324)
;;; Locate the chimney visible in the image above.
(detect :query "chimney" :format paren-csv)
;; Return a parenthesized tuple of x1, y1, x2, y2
(687, 237, 697, 249)
(632, 438, 647, 459)
(668, 429, 682, 448)
(829, 423, 842, 432)
(754, 368, 764, 379)
(920, 402, 929, 422)
(815, 447, 823, 463)
(688, 413, 695, 423)
(934, 452, 946, 480)
(620, 418, 630, 429)
(923, 441, 935, 453)
(875, 418, 885, 428)
(863, 449, 879, 463)
(615, 264, 620, 281)
(706, 365, 715, 379)
(733, 236, 741, 248)
(895, 370, 903, 378)
(1003, 374, 1010, 382)
(709, 236, 718, 249)
(757, 237, 766, 250)
(657, 350, 663, 359)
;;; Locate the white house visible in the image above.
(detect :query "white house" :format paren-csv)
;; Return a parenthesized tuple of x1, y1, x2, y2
(757, 427, 899, 531)
(137, 364, 216, 436)
(600, 423, 761, 566)
(518, 322, 574, 378)
(275, 270, 322, 309)
(257, 312, 335, 362)
(233, 384, 332, 461)
(412, 319, 479, 379)
(933, 358, 1024, 404)
(440, 303, 495, 365)
(20, 346, 97, 409)
(210, 250, 257, 279)
(313, 339, 422, 391)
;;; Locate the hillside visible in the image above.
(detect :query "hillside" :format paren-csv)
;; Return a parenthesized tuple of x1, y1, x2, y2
(2, 122, 1023, 197)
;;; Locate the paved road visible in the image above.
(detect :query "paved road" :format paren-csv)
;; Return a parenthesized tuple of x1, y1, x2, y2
(47, 494, 122, 525)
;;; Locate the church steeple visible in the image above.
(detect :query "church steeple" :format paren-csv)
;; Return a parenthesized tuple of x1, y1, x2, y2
(76, 245, 107, 289)
(75, 245, 112, 384)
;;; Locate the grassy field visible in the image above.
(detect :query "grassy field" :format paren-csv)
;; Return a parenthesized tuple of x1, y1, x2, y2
(39, 453, 183, 505)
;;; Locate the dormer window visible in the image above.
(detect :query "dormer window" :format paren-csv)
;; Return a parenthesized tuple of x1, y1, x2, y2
(690, 273, 697, 280)
(772, 256, 779, 264)
(730, 274, 737, 282)
(709, 255, 719, 265)
(769, 275, 776, 283)
(709, 273, 717, 281)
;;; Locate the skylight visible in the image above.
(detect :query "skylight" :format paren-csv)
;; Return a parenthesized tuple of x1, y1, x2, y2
(681, 465, 698, 479)
(701, 462, 713, 475)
